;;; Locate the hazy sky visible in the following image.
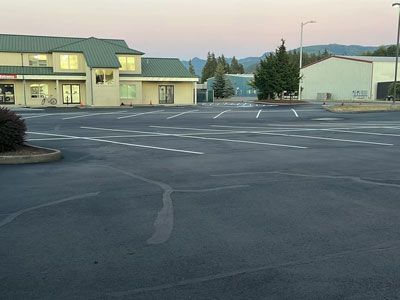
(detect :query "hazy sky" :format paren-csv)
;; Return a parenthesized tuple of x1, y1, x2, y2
(1, 0, 396, 59)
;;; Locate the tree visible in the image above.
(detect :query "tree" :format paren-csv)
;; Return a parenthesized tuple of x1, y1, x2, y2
(223, 77, 235, 98)
(253, 39, 299, 100)
(230, 56, 245, 74)
(213, 63, 226, 99)
(188, 59, 196, 76)
(201, 52, 218, 83)
(217, 54, 230, 73)
(389, 82, 400, 101)
(364, 45, 396, 57)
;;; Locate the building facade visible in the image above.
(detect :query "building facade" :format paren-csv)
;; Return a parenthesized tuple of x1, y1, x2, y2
(301, 56, 398, 101)
(0, 34, 198, 107)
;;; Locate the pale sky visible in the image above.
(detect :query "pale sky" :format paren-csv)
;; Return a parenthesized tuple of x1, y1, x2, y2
(0, 0, 396, 59)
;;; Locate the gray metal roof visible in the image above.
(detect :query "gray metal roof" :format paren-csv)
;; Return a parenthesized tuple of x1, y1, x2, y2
(0, 66, 85, 76)
(338, 56, 397, 63)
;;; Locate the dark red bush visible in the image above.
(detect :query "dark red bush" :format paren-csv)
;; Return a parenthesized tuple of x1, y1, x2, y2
(0, 107, 27, 152)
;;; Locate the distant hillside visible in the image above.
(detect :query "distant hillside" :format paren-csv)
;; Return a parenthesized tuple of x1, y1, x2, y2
(182, 44, 380, 75)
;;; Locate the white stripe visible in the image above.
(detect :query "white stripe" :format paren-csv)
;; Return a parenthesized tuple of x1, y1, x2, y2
(213, 110, 231, 119)
(291, 108, 299, 118)
(323, 129, 400, 137)
(253, 132, 393, 146)
(167, 110, 198, 120)
(24, 114, 55, 119)
(150, 125, 233, 132)
(118, 110, 164, 120)
(62, 111, 127, 120)
(81, 126, 307, 149)
(27, 131, 203, 155)
(256, 110, 262, 119)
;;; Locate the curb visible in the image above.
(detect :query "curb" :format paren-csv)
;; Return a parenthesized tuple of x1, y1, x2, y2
(0, 145, 62, 165)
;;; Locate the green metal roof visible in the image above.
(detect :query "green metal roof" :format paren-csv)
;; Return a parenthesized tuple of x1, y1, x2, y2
(0, 66, 85, 76)
(121, 58, 196, 78)
(51, 37, 141, 68)
(0, 34, 144, 68)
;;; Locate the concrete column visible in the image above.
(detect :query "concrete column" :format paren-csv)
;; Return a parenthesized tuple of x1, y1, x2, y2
(56, 80, 59, 105)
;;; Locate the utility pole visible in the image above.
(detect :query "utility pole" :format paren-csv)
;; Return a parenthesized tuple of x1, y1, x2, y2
(298, 20, 316, 101)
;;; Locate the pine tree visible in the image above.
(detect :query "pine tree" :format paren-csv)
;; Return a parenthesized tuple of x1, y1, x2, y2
(230, 56, 245, 74)
(201, 52, 218, 83)
(188, 59, 196, 76)
(217, 54, 230, 73)
(213, 63, 226, 99)
(253, 39, 299, 100)
(223, 77, 235, 98)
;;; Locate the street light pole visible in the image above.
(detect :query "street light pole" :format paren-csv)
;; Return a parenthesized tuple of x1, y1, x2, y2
(298, 20, 316, 101)
(393, 3, 400, 103)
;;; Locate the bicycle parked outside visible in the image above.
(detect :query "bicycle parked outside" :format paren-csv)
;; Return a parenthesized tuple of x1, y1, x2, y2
(41, 95, 57, 106)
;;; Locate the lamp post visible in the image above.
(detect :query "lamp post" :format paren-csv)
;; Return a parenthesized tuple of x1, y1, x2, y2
(298, 20, 316, 101)
(393, 3, 400, 103)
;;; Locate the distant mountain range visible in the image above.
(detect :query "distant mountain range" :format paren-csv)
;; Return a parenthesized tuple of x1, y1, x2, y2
(182, 44, 381, 75)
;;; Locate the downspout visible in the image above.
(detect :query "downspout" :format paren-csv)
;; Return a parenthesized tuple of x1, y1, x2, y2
(90, 67, 94, 106)
(21, 53, 27, 107)
(370, 62, 374, 100)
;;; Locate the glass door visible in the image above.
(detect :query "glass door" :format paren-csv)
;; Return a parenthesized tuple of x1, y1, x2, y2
(159, 85, 174, 104)
(63, 84, 80, 104)
(0, 84, 15, 104)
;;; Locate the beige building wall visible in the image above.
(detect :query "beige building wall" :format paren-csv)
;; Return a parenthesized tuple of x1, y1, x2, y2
(302, 57, 373, 100)
(91, 68, 120, 106)
(0, 53, 23, 66)
(142, 82, 194, 105)
(52, 53, 87, 73)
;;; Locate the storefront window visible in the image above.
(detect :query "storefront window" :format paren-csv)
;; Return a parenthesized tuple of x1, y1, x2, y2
(120, 84, 137, 99)
(0, 84, 15, 104)
(95, 70, 114, 85)
(30, 84, 49, 99)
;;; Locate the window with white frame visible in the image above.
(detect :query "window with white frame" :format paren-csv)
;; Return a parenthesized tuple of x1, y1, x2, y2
(60, 54, 79, 70)
(29, 54, 48, 67)
(120, 84, 137, 99)
(95, 69, 114, 85)
(118, 56, 135, 71)
(30, 84, 49, 99)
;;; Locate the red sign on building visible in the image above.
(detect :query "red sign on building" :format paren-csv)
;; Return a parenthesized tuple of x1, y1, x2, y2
(0, 74, 17, 79)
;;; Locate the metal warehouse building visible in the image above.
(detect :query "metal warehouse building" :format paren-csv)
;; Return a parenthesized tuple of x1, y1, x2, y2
(207, 74, 257, 98)
(301, 56, 397, 101)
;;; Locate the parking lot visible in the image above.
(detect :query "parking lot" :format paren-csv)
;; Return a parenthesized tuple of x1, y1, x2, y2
(2, 103, 400, 299)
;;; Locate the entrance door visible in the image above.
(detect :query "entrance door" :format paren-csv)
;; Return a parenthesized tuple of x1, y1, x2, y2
(62, 84, 80, 104)
(0, 84, 15, 104)
(159, 85, 174, 104)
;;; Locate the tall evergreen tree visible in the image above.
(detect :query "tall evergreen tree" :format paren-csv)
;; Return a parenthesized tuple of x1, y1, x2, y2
(217, 54, 230, 73)
(213, 63, 226, 99)
(230, 56, 245, 74)
(253, 39, 299, 100)
(201, 52, 215, 83)
(223, 77, 235, 98)
(188, 59, 196, 76)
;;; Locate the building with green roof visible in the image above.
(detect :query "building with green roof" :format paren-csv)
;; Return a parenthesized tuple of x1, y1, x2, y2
(0, 34, 198, 107)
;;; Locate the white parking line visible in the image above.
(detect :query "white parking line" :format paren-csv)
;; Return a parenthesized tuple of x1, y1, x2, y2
(167, 110, 198, 120)
(150, 125, 234, 132)
(118, 110, 164, 120)
(256, 110, 262, 119)
(28, 131, 204, 155)
(323, 129, 400, 137)
(291, 108, 299, 118)
(253, 132, 393, 146)
(24, 114, 56, 119)
(81, 126, 307, 149)
(213, 110, 231, 119)
(63, 111, 127, 120)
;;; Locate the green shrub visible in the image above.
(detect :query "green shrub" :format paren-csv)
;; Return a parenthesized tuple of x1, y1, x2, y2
(0, 107, 27, 152)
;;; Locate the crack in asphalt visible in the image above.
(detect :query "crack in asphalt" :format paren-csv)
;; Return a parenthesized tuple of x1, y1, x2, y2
(0, 192, 100, 229)
(107, 240, 400, 297)
(212, 171, 400, 189)
(97, 165, 247, 245)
